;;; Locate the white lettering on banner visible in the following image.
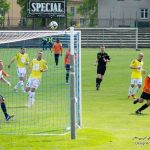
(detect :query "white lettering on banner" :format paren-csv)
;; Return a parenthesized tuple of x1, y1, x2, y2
(30, 2, 64, 13)
(31, 3, 36, 12)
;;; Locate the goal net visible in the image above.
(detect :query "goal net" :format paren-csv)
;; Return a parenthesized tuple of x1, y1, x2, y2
(0, 29, 81, 135)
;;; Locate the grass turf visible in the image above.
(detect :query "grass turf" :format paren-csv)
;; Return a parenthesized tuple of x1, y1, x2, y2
(0, 48, 150, 150)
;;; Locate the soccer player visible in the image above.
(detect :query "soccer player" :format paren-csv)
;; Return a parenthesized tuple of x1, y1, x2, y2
(25, 51, 48, 106)
(52, 39, 63, 66)
(0, 60, 11, 86)
(47, 36, 53, 52)
(95, 46, 110, 90)
(8, 48, 29, 93)
(64, 49, 70, 83)
(128, 53, 144, 99)
(133, 74, 150, 114)
(42, 37, 47, 51)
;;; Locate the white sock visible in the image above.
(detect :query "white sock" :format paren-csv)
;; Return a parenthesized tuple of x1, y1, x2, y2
(3, 78, 11, 86)
(28, 91, 35, 105)
(20, 81, 25, 92)
(14, 81, 21, 89)
(133, 86, 140, 95)
(128, 86, 134, 96)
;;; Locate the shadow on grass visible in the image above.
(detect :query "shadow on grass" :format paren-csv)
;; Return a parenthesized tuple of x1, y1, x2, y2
(129, 113, 150, 116)
(8, 106, 27, 109)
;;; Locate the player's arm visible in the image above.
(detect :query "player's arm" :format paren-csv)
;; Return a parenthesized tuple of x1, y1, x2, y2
(40, 62, 48, 72)
(2, 70, 10, 78)
(94, 54, 98, 66)
(104, 54, 110, 62)
(130, 60, 140, 69)
(8, 56, 16, 68)
(25, 55, 30, 66)
(26, 61, 33, 75)
(52, 43, 55, 52)
(60, 43, 63, 56)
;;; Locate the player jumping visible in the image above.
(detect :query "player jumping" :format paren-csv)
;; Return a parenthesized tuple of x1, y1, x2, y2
(8, 48, 29, 93)
(25, 51, 48, 107)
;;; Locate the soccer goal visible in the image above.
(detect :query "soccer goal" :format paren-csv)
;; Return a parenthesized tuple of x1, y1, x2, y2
(0, 28, 81, 137)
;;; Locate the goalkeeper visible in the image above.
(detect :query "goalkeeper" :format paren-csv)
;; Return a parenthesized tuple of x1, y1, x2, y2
(25, 51, 48, 107)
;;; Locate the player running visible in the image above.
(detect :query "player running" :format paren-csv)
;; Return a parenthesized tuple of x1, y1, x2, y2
(133, 74, 150, 114)
(0, 60, 11, 86)
(8, 48, 29, 93)
(52, 39, 63, 66)
(95, 46, 110, 90)
(128, 53, 145, 99)
(25, 51, 48, 107)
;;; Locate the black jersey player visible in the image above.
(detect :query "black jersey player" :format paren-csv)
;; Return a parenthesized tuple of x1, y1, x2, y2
(95, 46, 110, 90)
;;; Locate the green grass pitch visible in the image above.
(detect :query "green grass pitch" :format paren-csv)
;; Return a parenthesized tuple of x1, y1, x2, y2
(0, 48, 150, 150)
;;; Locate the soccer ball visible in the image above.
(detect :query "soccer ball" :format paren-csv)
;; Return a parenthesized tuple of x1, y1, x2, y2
(49, 21, 58, 30)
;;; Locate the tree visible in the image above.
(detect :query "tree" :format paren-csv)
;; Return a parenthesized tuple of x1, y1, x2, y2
(0, 0, 10, 26)
(77, 0, 98, 27)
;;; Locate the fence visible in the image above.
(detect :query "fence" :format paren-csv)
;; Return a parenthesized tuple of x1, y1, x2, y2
(1, 17, 150, 29)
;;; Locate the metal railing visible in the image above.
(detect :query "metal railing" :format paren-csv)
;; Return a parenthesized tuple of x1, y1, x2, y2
(1, 17, 150, 29)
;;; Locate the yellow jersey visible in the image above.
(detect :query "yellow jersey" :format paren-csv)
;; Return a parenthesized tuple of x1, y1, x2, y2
(130, 59, 144, 79)
(29, 59, 48, 79)
(15, 53, 29, 68)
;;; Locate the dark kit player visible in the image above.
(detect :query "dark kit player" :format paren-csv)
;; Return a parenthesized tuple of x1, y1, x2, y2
(95, 46, 110, 90)
(133, 74, 150, 114)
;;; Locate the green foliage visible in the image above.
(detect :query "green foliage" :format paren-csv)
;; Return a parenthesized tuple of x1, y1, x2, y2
(0, 0, 10, 26)
(17, 0, 28, 17)
(78, 0, 98, 27)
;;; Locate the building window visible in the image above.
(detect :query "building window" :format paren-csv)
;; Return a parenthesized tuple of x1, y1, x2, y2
(70, 7, 75, 16)
(141, 9, 148, 19)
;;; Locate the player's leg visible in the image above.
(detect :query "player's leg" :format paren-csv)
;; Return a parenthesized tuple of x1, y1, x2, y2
(0, 95, 14, 121)
(14, 68, 26, 93)
(66, 64, 70, 83)
(132, 78, 142, 98)
(128, 79, 135, 99)
(1, 77, 11, 86)
(96, 67, 106, 90)
(133, 97, 144, 104)
(96, 74, 102, 90)
(135, 92, 150, 114)
(55, 54, 59, 66)
(19, 77, 26, 93)
(26, 78, 40, 106)
(96, 67, 100, 89)
(25, 78, 32, 106)
(14, 68, 22, 91)
(49, 43, 52, 52)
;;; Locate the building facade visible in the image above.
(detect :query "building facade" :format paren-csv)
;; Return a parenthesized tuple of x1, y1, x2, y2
(4, 0, 21, 27)
(3, 0, 83, 28)
(98, 0, 150, 27)
(67, 0, 83, 27)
